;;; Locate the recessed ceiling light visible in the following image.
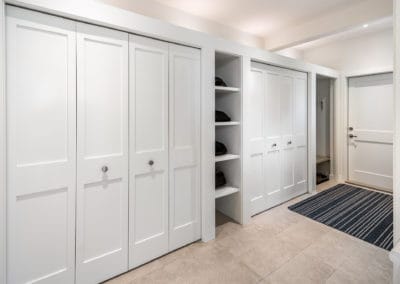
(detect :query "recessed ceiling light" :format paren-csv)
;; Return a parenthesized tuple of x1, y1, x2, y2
(363, 24, 369, 28)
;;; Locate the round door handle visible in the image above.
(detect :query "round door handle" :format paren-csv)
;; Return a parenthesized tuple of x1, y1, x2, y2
(101, 166, 109, 173)
(148, 160, 154, 166)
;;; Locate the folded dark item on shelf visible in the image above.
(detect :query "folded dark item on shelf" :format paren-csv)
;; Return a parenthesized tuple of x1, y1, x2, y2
(215, 110, 231, 122)
(215, 141, 227, 156)
(215, 169, 227, 188)
(215, 76, 227, 87)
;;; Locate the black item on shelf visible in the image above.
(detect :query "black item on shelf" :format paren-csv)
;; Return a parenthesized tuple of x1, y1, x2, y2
(215, 110, 231, 122)
(215, 76, 227, 87)
(316, 173, 329, 185)
(215, 169, 227, 188)
(215, 141, 227, 156)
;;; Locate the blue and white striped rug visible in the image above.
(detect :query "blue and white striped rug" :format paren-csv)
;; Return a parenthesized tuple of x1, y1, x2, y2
(288, 184, 393, 250)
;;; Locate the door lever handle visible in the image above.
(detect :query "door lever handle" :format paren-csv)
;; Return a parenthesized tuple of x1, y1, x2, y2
(272, 143, 277, 147)
(287, 141, 292, 145)
(349, 134, 358, 138)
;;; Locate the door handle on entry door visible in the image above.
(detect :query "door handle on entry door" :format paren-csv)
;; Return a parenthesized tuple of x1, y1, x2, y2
(349, 134, 358, 138)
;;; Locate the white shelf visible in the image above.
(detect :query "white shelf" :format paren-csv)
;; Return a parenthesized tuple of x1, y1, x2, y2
(215, 86, 240, 94)
(316, 155, 330, 164)
(215, 121, 240, 127)
(215, 154, 240, 163)
(215, 186, 240, 199)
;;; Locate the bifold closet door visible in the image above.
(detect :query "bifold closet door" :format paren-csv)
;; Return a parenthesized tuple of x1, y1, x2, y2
(129, 35, 169, 268)
(6, 7, 76, 284)
(76, 23, 129, 284)
(248, 68, 267, 215)
(169, 44, 201, 251)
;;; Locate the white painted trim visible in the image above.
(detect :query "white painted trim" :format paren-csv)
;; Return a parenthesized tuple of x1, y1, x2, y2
(200, 47, 215, 241)
(0, 0, 6, 282)
(308, 72, 317, 192)
(393, 0, 400, 246)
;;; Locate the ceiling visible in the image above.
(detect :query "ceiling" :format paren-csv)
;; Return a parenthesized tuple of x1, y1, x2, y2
(100, 0, 393, 50)
(155, 0, 364, 37)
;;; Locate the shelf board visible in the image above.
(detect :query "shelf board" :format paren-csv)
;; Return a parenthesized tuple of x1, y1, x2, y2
(215, 154, 240, 163)
(316, 155, 330, 164)
(215, 86, 240, 94)
(215, 186, 240, 199)
(215, 121, 240, 127)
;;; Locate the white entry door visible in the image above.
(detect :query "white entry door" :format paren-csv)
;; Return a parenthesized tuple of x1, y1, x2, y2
(6, 7, 77, 284)
(129, 35, 169, 268)
(168, 44, 201, 251)
(76, 23, 129, 284)
(348, 73, 393, 191)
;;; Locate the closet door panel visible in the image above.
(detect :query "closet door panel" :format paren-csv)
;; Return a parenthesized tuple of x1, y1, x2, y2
(265, 71, 282, 200)
(280, 76, 295, 192)
(169, 44, 201, 250)
(294, 76, 308, 193)
(129, 35, 169, 268)
(76, 23, 129, 284)
(6, 7, 76, 284)
(248, 68, 266, 215)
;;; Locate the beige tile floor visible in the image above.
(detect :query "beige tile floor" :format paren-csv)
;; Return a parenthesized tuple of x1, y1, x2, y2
(106, 181, 393, 284)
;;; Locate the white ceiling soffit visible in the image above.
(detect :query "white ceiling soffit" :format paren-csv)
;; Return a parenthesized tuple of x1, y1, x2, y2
(155, 0, 392, 50)
(99, 0, 392, 51)
(293, 16, 393, 51)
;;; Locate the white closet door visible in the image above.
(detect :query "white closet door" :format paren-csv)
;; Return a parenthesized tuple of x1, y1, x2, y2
(76, 23, 129, 284)
(294, 75, 308, 194)
(264, 70, 282, 205)
(248, 68, 267, 215)
(6, 7, 76, 284)
(168, 44, 201, 250)
(129, 35, 169, 268)
(280, 75, 295, 193)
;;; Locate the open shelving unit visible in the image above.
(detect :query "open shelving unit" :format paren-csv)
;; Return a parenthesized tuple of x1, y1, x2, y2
(214, 51, 242, 224)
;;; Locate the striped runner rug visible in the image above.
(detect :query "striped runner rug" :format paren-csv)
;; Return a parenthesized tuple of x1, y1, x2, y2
(288, 184, 393, 250)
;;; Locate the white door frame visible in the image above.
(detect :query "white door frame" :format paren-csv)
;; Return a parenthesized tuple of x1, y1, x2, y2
(314, 75, 339, 185)
(0, 1, 6, 283)
(341, 68, 394, 186)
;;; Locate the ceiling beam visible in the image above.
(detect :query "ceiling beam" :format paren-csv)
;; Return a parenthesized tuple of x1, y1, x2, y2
(265, 0, 393, 51)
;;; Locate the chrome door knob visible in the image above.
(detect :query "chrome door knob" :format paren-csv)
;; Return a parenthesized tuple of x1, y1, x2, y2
(148, 160, 154, 166)
(101, 166, 109, 173)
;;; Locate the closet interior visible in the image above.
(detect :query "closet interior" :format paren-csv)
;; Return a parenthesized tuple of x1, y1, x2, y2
(316, 75, 334, 184)
(214, 52, 243, 224)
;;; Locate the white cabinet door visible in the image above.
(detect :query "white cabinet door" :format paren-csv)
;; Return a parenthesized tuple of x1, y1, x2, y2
(168, 44, 201, 250)
(76, 23, 129, 284)
(129, 35, 169, 268)
(6, 7, 76, 284)
(348, 73, 393, 191)
(248, 68, 267, 215)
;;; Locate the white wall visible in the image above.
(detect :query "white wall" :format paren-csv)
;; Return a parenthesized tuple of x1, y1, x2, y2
(96, 0, 264, 48)
(301, 29, 393, 73)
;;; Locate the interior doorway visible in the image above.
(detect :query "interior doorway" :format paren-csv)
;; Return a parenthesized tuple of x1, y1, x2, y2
(316, 75, 335, 185)
(347, 72, 394, 192)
